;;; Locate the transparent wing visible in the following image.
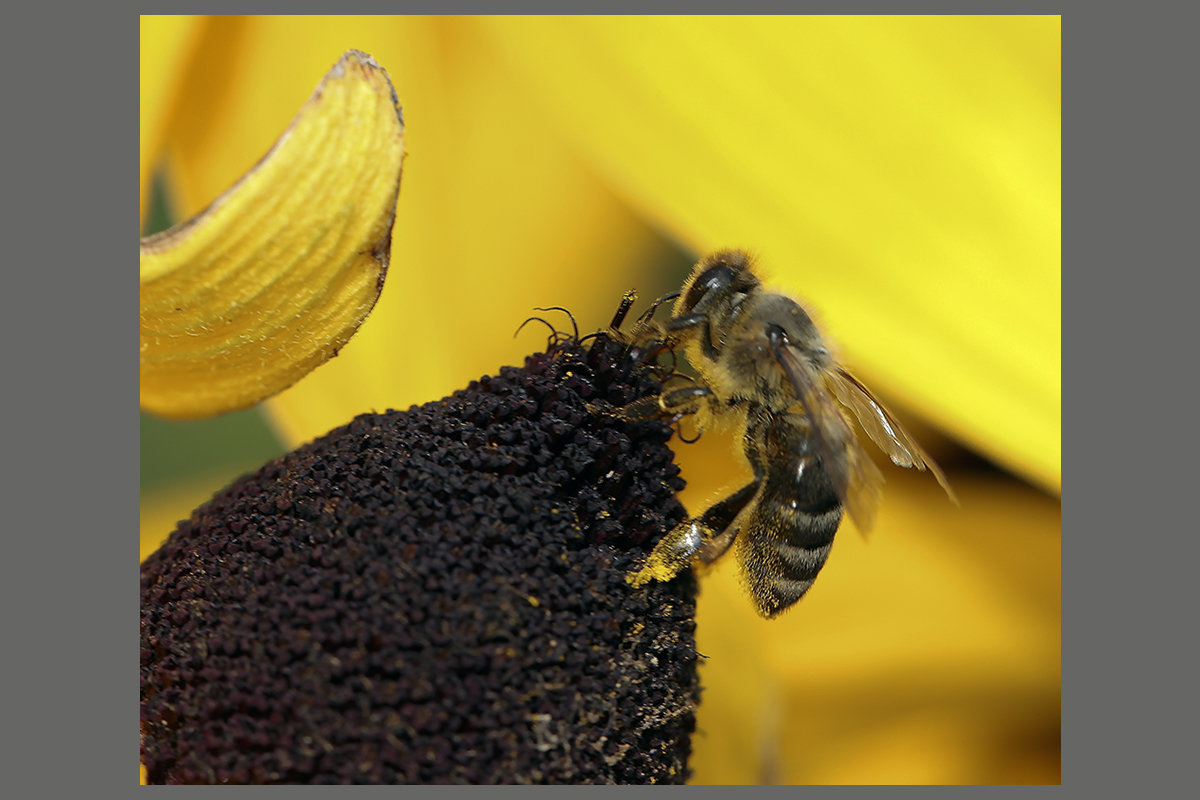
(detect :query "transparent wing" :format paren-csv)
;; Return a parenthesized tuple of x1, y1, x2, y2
(770, 339, 885, 533)
(826, 367, 958, 504)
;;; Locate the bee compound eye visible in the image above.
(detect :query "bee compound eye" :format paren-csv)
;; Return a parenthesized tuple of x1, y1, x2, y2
(682, 265, 736, 313)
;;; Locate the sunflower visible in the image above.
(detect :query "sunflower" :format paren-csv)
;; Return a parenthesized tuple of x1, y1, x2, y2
(141, 15, 1060, 784)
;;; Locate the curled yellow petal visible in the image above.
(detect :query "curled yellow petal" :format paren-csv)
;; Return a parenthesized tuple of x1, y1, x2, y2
(140, 49, 405, 419)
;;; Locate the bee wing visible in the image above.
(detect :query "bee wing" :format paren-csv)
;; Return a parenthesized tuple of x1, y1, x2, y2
(826, 368, 958, 504)
(770, 340, 884, 533)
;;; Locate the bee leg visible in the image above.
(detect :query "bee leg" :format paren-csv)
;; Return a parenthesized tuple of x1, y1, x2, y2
(664, 312, 708, 334)
(627, 479, 761, 587)
(626, 337, 671, 366)
(659, 384, 712, 419)
(598, 382, 713, 425)
(664, 312, 719, 360)
(693, 481, 761, 564)
(599, 394, 663, 423)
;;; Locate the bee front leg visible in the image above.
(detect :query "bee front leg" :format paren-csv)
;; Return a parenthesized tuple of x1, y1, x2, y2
(665, 313, 718, 361)
(627, 479, 761, 587)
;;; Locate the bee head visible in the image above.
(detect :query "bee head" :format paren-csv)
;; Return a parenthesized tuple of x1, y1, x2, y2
(675, 249, 762, 323)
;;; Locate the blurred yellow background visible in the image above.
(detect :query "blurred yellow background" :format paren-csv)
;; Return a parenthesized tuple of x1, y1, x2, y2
(141, 15, 1059, 784)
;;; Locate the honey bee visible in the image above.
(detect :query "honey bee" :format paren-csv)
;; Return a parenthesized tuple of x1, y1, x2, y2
(622, 249, 956, 618)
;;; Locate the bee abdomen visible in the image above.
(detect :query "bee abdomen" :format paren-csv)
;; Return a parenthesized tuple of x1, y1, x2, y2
(772, 537, 835, 581)
(740, 495, 843, 618)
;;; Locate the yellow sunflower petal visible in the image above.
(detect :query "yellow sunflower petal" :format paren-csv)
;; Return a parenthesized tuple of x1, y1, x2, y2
(139, 49, 405, 419)
(139, 15, 205, 224)
(144, 16, 666, 447)
(478, 16, 1061, 494)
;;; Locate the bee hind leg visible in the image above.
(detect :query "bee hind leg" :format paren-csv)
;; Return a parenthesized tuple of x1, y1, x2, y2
(627, 479, 760, 587)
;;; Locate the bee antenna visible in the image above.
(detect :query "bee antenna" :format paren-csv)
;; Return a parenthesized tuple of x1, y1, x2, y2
(637, 291, 681, 325)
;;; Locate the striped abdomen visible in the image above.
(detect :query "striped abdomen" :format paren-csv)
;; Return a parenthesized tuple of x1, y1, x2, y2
(738, 418, 844, 618)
